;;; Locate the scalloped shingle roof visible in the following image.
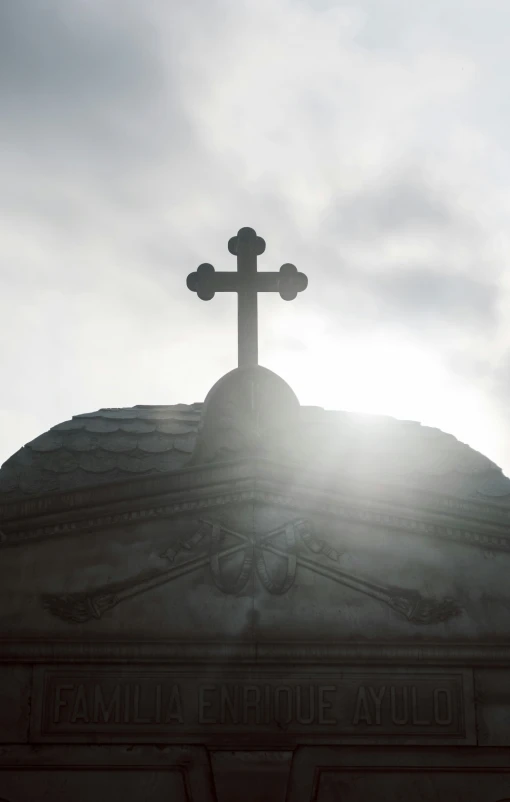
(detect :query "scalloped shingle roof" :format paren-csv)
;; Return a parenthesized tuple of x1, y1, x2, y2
(1, 403, 509, 501)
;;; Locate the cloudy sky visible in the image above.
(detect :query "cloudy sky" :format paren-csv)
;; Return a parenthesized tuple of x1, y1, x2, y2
(1, 0, 510, 475)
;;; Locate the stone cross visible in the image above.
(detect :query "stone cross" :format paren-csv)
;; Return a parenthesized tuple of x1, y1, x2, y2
(186, 227, 308, 367)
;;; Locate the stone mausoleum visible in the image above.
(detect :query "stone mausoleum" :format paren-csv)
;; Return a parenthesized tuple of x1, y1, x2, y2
(0, 228, 509, 801)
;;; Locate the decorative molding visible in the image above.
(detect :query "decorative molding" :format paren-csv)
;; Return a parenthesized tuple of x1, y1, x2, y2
(1, 639, 510, 666)
(0, 460, 242, 522)
(2, 457, 510, 530)
(2, 489, 259, 546)
(2, 482, 510, 561)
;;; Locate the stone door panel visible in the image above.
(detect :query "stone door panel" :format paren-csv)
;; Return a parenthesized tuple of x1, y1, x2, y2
(0, 770, 186, 801)
(312, 771, 510, 801)
(287, 747, 510, 802)
(0, 746, 216, 802)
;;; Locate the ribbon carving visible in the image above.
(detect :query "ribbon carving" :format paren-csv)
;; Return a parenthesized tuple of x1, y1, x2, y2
(209, 521, 297, 595)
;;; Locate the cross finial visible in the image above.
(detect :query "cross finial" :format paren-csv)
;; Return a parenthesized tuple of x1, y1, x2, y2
(187, 227, 308, 367)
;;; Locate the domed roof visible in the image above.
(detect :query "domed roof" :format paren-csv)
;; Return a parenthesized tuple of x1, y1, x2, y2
(1, 400, 509, 502)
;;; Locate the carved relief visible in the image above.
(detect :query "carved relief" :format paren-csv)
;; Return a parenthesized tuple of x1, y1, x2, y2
(42, 518, 461, 625)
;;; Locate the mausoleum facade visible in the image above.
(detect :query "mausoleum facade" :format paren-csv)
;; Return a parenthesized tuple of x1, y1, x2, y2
(0, 228, 509, 800)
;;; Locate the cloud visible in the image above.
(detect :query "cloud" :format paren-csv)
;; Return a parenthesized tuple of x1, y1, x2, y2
(0, 2, 159, 104)
(370, 269, 497, 328)
(1, 0, 510, 478)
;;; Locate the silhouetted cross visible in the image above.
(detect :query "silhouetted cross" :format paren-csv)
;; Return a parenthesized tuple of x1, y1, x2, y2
(186, 227, 308, 367)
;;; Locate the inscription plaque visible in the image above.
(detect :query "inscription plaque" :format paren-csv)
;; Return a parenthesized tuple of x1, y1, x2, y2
(31, 667, 475, 745)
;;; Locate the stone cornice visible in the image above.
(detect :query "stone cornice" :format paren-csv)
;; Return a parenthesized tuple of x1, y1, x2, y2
(1, 638, 510, 666)
(0, 459, 244, 523)
(1, 459, 510, 556)
(1, 457, 509, 527)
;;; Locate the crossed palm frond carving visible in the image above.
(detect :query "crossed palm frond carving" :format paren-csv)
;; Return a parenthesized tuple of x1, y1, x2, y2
(42, 519, 461, 625)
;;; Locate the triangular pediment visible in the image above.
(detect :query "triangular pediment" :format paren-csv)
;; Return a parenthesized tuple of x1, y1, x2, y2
(39, 500, 461, 628)
(0, 457, 509, 659)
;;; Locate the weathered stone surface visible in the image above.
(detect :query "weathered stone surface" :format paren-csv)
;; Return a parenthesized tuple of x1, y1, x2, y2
(190, 365, 301, 464)
(0, 769, 186, 800)
(287, 747, 510, 801)
(0, 746, 215, 801)
(211, 751, 292, 802)
(475, 669, 510, 745)
(0, 667, 31, 743)
(309, 768, 510, 802)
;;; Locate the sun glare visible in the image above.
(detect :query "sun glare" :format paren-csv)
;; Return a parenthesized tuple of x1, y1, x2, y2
(300, 336, 446, 417)
(267, 308, 503, 469)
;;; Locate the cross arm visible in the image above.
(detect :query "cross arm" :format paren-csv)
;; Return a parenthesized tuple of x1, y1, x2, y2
(187, 262, 308, 301)
(186, 264, 238, 300)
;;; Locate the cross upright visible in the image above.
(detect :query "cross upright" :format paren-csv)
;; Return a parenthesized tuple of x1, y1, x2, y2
(186, 227, 308, 368)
